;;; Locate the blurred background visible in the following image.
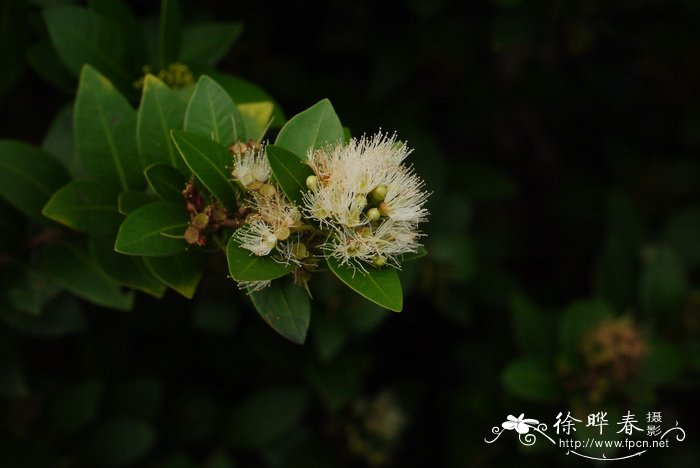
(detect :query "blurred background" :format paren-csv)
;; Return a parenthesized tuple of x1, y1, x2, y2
(1, 0, 700, 466)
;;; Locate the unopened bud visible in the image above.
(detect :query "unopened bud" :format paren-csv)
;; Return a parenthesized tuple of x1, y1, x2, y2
(275, 225, 290, 241)
(370, 184, 388, 203)
(192, 213, 209, 230)
(247, 180, 264, 191)
(259, 183, 277, 198)
(372, 255, 387, 268)
(378, 201, 391, 217)
(229, 141, 248, 155)
(184, 226, 200, 244)
(306, 175, 318, 190)
(291, 242, 308, 259)
(366, 207, 381, 221)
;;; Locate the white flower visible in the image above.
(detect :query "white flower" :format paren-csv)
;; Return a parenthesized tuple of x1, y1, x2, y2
(237, 280, 271, 294)
(303, 131, 429, 269)
(232, 145, 270, 188)
(235, 218, 278, 256)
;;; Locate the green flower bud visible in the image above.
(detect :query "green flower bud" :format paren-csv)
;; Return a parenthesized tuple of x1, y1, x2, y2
(372, 255, 387, 267)
(370, 184, 388, 203)
(366, 207, 381, 221)
(259, 183, 277, 198)
(306, 175, 318, 190)
(192, 213, 210, 230)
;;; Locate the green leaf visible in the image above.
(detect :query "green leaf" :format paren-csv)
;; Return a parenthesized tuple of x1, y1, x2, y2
(143, 250, 206, 299)
(226, 236, 295, 282)
(212, 73, 285, 126)
(157, 0, 181, 69)
(144, 164, 187, 202)
(89, 236, 166, 298)
(184, 75, 245, 146)
(84, 418, 156, 467)
(118, 191, 153, 215)
(249, 281, 310, 344)
(227, 387, 308, 448)
(502, 358, 560, 402)
(559, 300, 613, 352)
(40, 240, 134, 311)
(238, 102, 274, 143)
(137, 75, 189, 171)
(42, 105, 82, 178)
(74, 65, 141, 191)
(266, 145, 314, 205)
(171, 130, 238, 210)
(640, 246, 688, 320)
(89, 0, 146, 73)
(0, 140, 69, 220)
(115, 200, 188, 256)
(42, 5, 132, 90)
(1, 295, 86, 338)
(275, 99, 343, 159)
(326, 257, 403, 312)
(180, 22, 243, 67)
(43, 180, 121, 235)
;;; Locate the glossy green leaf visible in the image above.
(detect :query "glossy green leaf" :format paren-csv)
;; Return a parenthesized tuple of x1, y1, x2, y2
(327, 257, 403, 312)
(249, 281, 310, 344)
(171, 130, 238, 210)
(42, 5, 131, 90)
(144, 164, 187, 202)
(137, 75, 188, 171)
(40, 240, 134, 311)
(212, 72, 285, 126)
(90, 236, 166, 298)
(42, 105, 83, 178)
(89, 0, 146, 72)
(502, 358, 560, 402)
(118, 191, 152, 215)
(238, 102, 274, 143)
(143, 250, 206, 299)
(183, 75, 245, 146)
(275, 99, 343, 159)
(84, 418, 155, 466)
(115, 200, 188, 256)
(266, 145, 314, 205)
(228, 387, 309, 448)
(43, 180, 120, 235)
(0, 140, 69, 220)
(559, 299, 613, 352)
(157, 0, 181, 68)
(180, 22, 243, 67)
(74, 65, 141, 191)
(226, 236, 295, 282)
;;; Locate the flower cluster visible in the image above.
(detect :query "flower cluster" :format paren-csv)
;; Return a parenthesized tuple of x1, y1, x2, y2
(230, 132, 429, 291)
(303, 132, 429, 270)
